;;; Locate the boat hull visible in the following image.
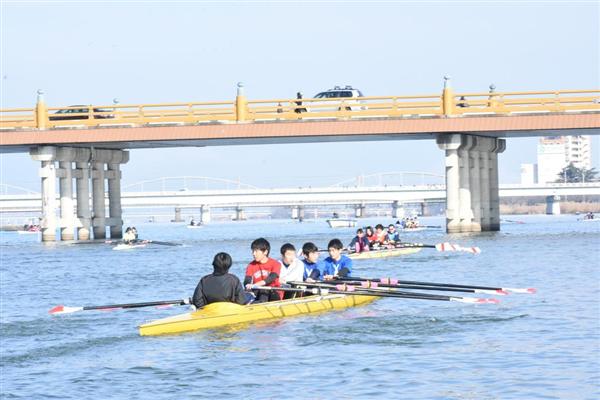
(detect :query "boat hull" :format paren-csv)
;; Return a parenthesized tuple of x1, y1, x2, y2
(327, 219, 357, 228)
(139, 294, 377, 336)
(348, 247, 422, 259)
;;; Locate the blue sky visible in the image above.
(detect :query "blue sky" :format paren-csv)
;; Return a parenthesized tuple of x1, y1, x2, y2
(1, 1, 598, 190)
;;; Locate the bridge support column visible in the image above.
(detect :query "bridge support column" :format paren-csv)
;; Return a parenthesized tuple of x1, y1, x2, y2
(291, 206, 299, 219)
(355, 204, 366, 218)
(233, 206, 245, 221)
(420, 202, 430, 217)
(108, 162, 123, 239)
(298, 206, 305, 222)
(59, 159, 75, 240)
(30, 147, 57, 241)
(488, 139, 505, 230)
(546, 195, 561, 215)
(41, 160, 58, 241)
(392, 201, 405, 219)
(200, 205, 211, 224)
(469, 139, 482, 232)
(91, 162, 106, 239)
(173, 207, 183, 222)
(437, 134, 505, 233)
(76, 161, 91, 240)
(30, 146, 128, 241)
(479, 140, 492, 231)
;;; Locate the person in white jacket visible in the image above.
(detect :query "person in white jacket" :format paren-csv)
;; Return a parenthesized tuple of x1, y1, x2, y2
(278, 243, 305, 298)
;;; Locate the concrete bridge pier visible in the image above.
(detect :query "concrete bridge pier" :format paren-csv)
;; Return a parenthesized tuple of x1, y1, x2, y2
(91, 161, 106, 239)
(200, 205, 211, 224)
(291, 206, 299, 219)
(488, 139, 506, 230)
(392, 201, 405, 219)
(437, 134, 505, 233)
(58, 160, 74, 240)
(30, 146, 129, 241)
(546, 195, 561, 215)
(355, 204, 366, 218)
(173, 207, 183, 222)
(233, 206, 245, 221)
(76, 160, 91, 240)
(420, 202, 429, 217)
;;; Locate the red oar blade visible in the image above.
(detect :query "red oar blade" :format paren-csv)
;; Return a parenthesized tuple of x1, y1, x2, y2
(49, 305, 84, 315)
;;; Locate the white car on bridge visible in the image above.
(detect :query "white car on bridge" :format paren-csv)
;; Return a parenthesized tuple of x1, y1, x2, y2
(302, 86, 366, 113)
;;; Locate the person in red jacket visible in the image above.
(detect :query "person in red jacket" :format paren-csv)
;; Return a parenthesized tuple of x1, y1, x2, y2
(244, 238, 282, 302)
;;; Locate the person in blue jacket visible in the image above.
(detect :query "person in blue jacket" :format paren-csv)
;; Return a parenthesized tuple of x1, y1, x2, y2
(322, 238, 352, 281)
(301, 242, 322, 282)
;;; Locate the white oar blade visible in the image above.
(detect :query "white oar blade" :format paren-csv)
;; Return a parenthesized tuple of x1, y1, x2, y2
(49, 305, 84, 315)
(474, 289, 509, 296)
(451, 297, 500, 304)
(461, 246, 481, 254)
(503, 287, 537, 294)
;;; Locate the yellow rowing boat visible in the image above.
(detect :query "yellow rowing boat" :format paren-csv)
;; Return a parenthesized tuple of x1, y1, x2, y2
(139, 293, 377, 336)
(347, 247, 422, 260)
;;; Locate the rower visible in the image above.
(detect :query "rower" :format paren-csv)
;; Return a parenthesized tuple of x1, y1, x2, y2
(322, 239, 352, 281)
(300, 242, 322, 282)
(191, 252, 247, 309)
(278, 243, 305, 299)
(123, 227, 136, 244)
(386, 224, 400, 245)
(244, 238, 282, 303)
(348, 228, 370, 253)
(373, 224, 388, 247)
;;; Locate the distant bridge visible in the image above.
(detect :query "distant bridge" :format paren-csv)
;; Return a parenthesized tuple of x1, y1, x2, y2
(1, 182, 597, 214)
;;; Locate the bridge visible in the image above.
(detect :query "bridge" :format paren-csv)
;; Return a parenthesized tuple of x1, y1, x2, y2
(2, 182, 597, 223)
(1, 78, 599, 240)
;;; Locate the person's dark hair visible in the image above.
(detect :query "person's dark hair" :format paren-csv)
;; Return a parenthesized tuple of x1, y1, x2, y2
(251, 238, 270, 255)
(375, 224, 384, 230)
(280, 243, 296, 255)
(328, 238, 344, 250)
(388, 224, 395, 229)
(365, 226, 373, 234)
(356, 228, 364, 234)
(212, 252, 232, 274)
(302, 242, 319, 256)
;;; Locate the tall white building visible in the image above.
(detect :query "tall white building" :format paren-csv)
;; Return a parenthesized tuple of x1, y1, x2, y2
(537, 136, 592, 183)
(520, 163, 538, 185)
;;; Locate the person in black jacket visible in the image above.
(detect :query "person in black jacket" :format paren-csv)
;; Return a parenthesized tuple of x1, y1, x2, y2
(192, 252, 247, 308)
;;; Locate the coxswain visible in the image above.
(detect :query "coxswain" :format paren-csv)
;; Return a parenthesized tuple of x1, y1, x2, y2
(191, 252, 247, 309)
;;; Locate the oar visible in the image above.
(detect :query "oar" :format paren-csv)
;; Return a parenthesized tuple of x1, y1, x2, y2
(337, 277, 536, 294)
(147, 240, 181, 247)
(329, 279, 509, 295)
(49, 298, 191, 315)
(261, 284, 498, 304)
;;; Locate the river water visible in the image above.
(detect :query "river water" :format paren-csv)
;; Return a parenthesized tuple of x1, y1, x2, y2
(1, 215, 598, 399)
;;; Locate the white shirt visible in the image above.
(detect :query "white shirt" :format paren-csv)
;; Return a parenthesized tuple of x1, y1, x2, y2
(279, 258, 305, 284)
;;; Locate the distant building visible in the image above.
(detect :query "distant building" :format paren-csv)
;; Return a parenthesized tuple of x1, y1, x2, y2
(520, 163, 538, 185)
(537, 136, 592, 183)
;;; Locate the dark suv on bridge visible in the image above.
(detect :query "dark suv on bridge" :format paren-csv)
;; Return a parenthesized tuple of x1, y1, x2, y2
(49, 105, 114, 121)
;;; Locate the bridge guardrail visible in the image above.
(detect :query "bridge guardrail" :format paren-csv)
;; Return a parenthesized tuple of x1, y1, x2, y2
(1, 88, 599, 130)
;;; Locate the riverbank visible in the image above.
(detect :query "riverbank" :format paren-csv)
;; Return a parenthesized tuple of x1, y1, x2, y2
(500, 201, 600, 215)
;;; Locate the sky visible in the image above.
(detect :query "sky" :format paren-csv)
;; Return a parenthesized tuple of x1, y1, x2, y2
(1, 0, 599, 191)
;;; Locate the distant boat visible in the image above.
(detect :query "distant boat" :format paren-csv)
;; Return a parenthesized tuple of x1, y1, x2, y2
(186, 224, 204, 229)
(326, 218, 357, 228)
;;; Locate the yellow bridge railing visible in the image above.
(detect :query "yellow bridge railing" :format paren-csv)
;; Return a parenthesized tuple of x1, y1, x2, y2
(1, 86, 599, 130)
